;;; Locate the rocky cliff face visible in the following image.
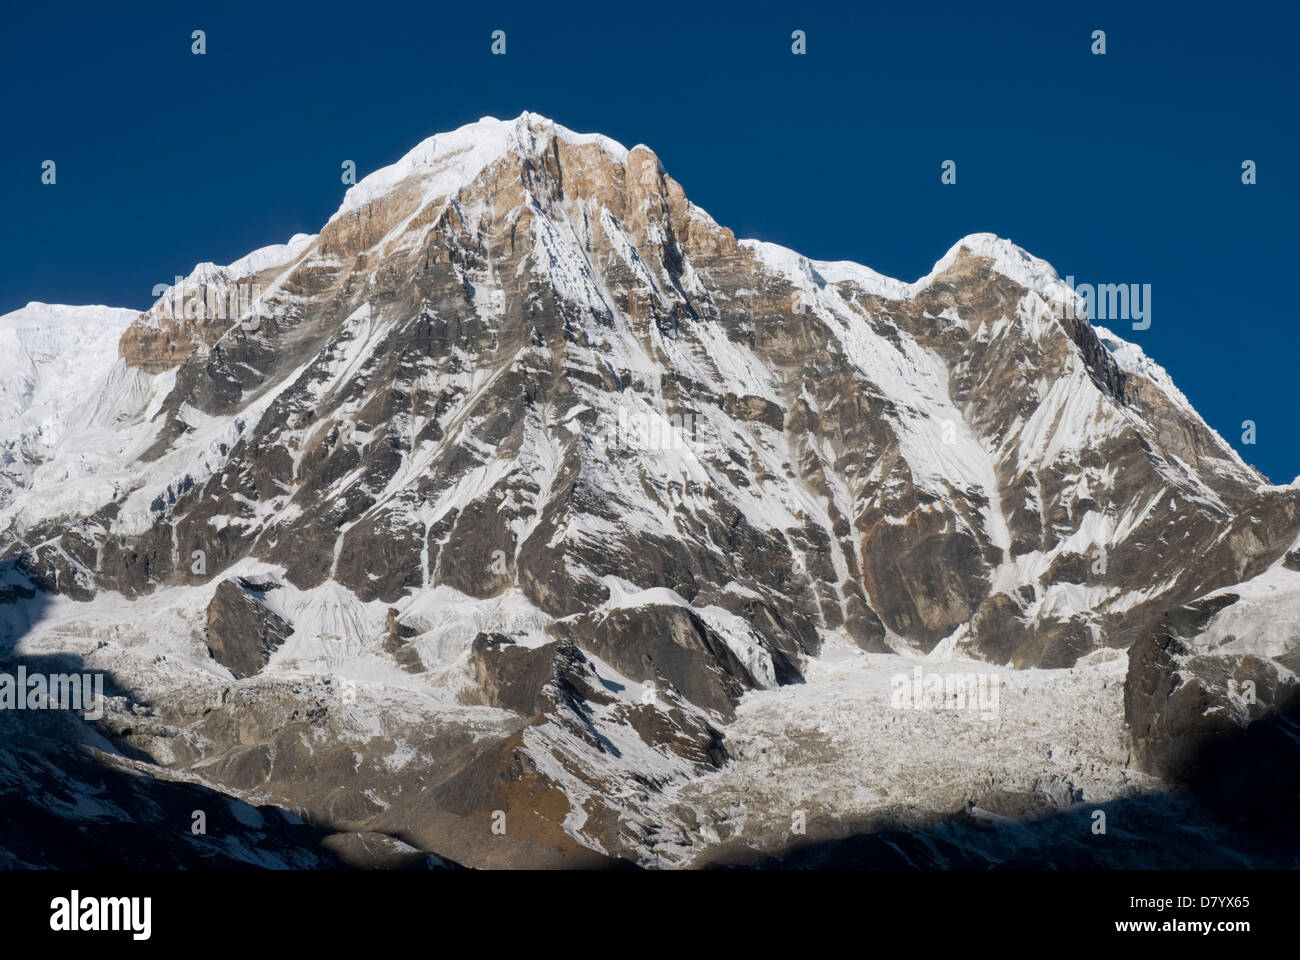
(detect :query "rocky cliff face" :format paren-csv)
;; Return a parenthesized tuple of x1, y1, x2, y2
(2, 113, 1298, 867)
(1124, 590, 1300, 853)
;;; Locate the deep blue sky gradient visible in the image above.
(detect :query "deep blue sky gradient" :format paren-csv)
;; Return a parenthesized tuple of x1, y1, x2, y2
(2, 0, 1296, 479)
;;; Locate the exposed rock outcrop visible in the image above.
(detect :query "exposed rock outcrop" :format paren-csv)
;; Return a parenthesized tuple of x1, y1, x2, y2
(205, 576, 294, 678)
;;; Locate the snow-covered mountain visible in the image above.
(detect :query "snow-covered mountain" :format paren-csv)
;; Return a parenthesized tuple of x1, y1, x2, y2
(3, 112, 1298, 868)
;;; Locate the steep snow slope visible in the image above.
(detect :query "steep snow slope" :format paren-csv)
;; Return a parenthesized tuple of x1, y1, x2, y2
(0, 303, 166, 522)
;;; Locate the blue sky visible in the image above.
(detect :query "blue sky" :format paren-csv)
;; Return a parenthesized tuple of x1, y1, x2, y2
(2, 0, 1295, 480)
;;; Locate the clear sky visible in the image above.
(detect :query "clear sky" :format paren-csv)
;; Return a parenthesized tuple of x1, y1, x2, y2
(2, 0, 1295, 481)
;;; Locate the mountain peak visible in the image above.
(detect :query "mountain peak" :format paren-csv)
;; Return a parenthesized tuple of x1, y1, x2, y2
(8, 111, 1300, 871)
(325, 118, 1074, 320)
(331, 112, 630, 220)
(919, 233, 1078, 307)
(745, 231, 1080, 310)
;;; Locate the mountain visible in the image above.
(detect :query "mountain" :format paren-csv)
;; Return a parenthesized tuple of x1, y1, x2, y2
(2, 112, 1298, 868)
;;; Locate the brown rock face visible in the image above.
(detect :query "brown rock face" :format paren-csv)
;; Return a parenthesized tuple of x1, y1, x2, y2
(205, 576, 294, 678)
(1123, 593, 1296, 778)
(1123, 603, 1300, 846)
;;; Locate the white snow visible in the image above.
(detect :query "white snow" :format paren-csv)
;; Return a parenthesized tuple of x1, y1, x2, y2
(333, 112, 629, 220)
